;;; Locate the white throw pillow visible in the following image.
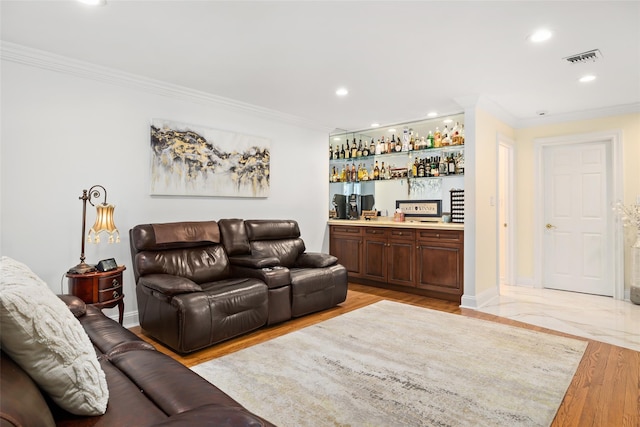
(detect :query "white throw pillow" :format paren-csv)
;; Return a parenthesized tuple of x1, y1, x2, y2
(0, 256, 109, 416)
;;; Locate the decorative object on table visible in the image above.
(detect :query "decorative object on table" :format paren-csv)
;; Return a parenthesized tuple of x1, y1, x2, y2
(150, 119, 271, 198)
(615, 202, 640, 304)
(68, 185, 120, 274)
(395, 199, 442, 220)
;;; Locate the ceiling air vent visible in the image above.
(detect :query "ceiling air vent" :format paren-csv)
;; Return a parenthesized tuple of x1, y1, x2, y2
(564, 49, 602, 64)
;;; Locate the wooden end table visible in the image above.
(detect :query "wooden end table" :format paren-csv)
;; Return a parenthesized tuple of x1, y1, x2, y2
(66, 265, 125, 324)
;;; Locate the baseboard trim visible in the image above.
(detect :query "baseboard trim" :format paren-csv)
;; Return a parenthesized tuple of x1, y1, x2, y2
(461, 286, 499, 310)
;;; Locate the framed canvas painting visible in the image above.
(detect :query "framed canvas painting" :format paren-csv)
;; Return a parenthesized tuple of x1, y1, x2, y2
(150, 119, 270, 197)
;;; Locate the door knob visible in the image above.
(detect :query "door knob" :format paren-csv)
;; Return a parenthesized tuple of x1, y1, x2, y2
(545, 223, 556, 230)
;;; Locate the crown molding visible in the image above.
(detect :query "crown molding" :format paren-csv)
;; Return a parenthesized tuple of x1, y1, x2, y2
(0, 41, 332, 132)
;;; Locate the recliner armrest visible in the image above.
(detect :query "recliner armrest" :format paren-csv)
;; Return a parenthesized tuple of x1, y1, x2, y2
(138, 274, 203, 296)
(228, 255, 280, 268)
(294, 252, 338, 268)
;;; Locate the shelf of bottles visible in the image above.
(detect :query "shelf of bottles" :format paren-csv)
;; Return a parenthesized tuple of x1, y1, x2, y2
(329, 113, 465, 184)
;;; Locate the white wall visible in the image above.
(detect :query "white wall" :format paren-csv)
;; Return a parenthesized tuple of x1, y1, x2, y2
(1, 53, 330, 326)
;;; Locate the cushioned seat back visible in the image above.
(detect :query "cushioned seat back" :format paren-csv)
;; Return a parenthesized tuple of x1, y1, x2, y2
(130, 221, 230, 283)
(219, 218, 251, 256)
(244, 220, 305, 268)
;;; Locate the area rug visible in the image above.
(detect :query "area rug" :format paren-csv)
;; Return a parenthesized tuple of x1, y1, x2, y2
(192, 300, 587, 427)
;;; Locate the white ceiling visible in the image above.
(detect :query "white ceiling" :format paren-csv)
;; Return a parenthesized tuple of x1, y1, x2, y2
(2, 1, 639, 131)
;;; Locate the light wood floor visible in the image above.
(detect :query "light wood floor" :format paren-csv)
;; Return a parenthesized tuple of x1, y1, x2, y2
(130, 283, 640, 427)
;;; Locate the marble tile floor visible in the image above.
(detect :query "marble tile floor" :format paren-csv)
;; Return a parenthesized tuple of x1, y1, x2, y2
(477, 284, 640, 352)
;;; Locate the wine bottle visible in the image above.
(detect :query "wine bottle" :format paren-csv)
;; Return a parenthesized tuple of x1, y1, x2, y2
(374, 161, 380, 180)
(340, 144, 345, 159)
(357, 139, 363, 158)
(448, 155, 456, 174)
(329, 145, 333, 160)
(351, 141, 358, 159)
(345, 140, 350, 159)
(380, 162, 386, 180)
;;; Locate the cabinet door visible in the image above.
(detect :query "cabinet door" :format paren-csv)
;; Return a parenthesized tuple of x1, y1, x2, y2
(387, 229, 416, 287)
(329, 226, 363, 278)
(416, 241, 463, 295)
(362, 228, 388, 281)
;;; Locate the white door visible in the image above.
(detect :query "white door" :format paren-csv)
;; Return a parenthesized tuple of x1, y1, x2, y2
(542, 141, 613, 296)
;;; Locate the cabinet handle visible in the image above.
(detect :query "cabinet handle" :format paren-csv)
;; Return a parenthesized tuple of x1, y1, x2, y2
(112, 279, 119, 287)
(112, 290, 119, 299)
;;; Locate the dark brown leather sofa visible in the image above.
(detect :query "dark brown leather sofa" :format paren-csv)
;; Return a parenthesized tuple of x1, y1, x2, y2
(0, 296, 273, 427)
(130, 219, 347, 354)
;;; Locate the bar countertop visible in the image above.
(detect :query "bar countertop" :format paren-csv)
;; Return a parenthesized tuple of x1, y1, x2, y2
(328, 218, 464, 231)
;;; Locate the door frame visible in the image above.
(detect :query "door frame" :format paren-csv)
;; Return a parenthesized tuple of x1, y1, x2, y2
(497, 134, 516, 288)
(533, 130, 624, 299)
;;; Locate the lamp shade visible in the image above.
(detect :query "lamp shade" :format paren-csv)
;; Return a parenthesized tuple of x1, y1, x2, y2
(87, 203, 120, 244)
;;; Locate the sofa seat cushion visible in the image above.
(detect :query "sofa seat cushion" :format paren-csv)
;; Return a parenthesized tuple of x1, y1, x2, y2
(0, 256, 109, 416)
(289, 265, 348, 317)
(109, 349, 242, 416)
(152, 404, 272, 427)
(51, 356, 168, 426)
(165, 278, 269, 353)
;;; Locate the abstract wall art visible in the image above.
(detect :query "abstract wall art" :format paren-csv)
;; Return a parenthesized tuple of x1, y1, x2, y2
(150, 119, 270, 197)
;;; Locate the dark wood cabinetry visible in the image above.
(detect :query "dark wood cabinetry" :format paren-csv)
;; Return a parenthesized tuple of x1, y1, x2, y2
(330, 223, 463, 302)
(416, 229, 464, 298)
(329, 225, 363, 278)
(66, 266, 125, 324)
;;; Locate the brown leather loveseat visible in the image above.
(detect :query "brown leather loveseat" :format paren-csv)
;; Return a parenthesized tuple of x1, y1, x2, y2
(130, 219, 347, 354)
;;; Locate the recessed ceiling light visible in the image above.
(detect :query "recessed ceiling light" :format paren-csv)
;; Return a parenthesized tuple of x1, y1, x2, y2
(443, 119, 453, 124)
(529, 28, 552, 43)
(333, 137, 341, 141)
(371, 123, 380, 128)
(427, 112, 437, 118)
(335, 87, 349, 96)
(388, 129, 396, 133)
(579, 74, 597, 83)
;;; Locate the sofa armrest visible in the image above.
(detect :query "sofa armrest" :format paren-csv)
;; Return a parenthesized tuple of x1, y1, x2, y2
(294, 252, 338, 268)
(228, 255, 280, 268)
(58, 294, 87, 318)
(138, 274, 203, 297)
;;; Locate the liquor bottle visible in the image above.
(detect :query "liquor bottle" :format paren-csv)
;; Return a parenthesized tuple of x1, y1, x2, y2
(374, 161, 380, 180)
(386, 137, 393, 154)
(375, 139, 382, 155)
(369, 138, 375, 155)
(395, 135, 402, 152)
(439, 155, 447, 175)
(344, 141, 350, 159)
(340, 144, 345, 159)
(362, 143, 369, 157)
(412, 157, 419, 177)
(448, 155, 456, 175)
(443, 125, 452, 146)
(456, 151, 465, 174)
(427, 131, 434, 148)
(351, 141, 358, 159)
(357, 140, 363, 158)
(417, 159, 425, 177)
(434, 127, 442, 148)
(431, 157, 439, 176)
(351, 164, 357, 182)
(380, 162, 386, 179)
(329, 145, 333, 160)
(385, 164, 391, 180)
